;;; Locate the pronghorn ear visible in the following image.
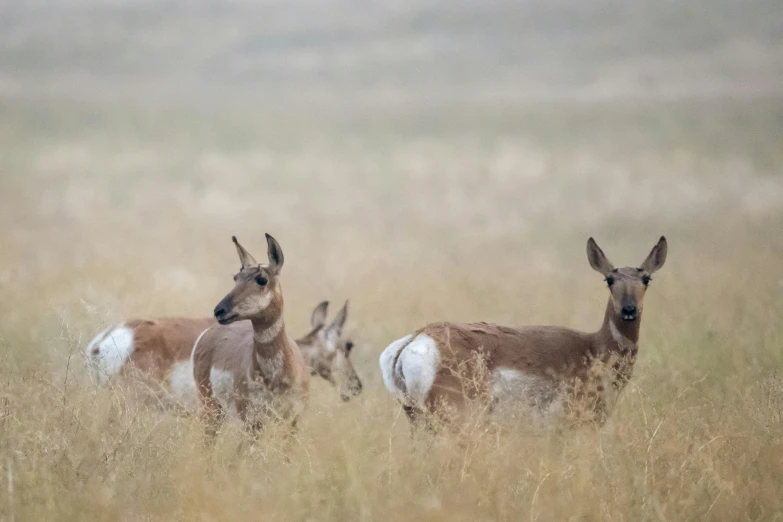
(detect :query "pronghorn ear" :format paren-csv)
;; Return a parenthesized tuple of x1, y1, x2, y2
(586, 237, 614, 276)
(640, 236, 667, 274)
(310, 301, 329, 329)
(325, 300, 348, 341)
(265, 233, 284, 275)
(232, 236, 258, 269)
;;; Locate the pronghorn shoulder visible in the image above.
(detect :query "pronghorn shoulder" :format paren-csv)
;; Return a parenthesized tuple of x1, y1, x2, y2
(194, 321, 254, 371)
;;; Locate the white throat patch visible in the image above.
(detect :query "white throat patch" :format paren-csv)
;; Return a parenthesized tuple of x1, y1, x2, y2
(254, 315, 284, 344)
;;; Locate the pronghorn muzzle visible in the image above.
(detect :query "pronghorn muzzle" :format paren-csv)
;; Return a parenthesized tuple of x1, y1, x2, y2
(620, 295, 638, 321)
(214, 296, 238, 325)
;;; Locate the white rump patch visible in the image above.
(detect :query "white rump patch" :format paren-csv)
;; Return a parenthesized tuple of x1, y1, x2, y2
(84, 327, 109, 382)
(380, 333, 440, 408)
(379, 334, 412, 397)
(85, 324, 134, 383)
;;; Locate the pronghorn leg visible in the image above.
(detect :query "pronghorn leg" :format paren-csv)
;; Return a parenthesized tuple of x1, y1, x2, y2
(402, 404, 421, 423)
(195, 375, 225, 441)
(202, 396, 225, 441)
(424, 369, 492, 434)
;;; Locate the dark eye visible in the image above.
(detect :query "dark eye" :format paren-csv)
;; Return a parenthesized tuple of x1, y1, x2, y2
(255, 275, 268, 287)
(642, 275, 651, 286)
(605, 276, 615, 287)
(345, 341, 354, 352)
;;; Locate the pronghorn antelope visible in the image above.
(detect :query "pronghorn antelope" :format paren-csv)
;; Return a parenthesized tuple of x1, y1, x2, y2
(297, 300, 362, 401)
(85, 317, 214, 390)
(84, 299, 361, 405)
(192, 234, 309, 435)
(380, 237, 668, 425)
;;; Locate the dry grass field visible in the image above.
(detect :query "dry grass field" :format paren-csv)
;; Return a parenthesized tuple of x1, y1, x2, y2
(1, 1, 783, 520)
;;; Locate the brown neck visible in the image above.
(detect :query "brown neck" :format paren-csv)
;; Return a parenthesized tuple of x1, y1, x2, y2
(599, 299, 640, 350)
(250, 313, 288, 359)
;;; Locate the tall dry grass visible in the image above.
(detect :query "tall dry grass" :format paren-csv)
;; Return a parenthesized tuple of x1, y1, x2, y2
(1, 1, 783, 519)
(1, 97, 782, 521)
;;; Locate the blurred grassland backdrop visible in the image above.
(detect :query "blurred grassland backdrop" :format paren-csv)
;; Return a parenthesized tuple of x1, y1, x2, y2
(1, 0, 783, 520)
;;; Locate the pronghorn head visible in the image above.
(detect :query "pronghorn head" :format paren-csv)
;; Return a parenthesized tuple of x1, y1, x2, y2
(587, 236, 667, 323)
(213, 234, 284, 326)
(298, 301, 362, 401)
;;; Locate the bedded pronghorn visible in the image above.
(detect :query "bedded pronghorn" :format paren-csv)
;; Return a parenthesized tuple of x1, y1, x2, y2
(380, 236, 667, 425)
(192, 234, 309, 434)
(85, 303, 361, 405)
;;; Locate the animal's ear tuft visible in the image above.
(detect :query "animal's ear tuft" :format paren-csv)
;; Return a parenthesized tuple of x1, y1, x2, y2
(586, 237, 614, 276)
(326, 300, 348, 340)
(233, 236, 258, 270)
(640, 236, 668, 274)
(265, 233, 284, 275)
(310, 301, 329, 329)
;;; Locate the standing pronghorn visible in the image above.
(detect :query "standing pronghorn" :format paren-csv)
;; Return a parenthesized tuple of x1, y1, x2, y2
(192, 234, 309, 435)
(380, 237, 667, 425)
(84, 300, 362, 405)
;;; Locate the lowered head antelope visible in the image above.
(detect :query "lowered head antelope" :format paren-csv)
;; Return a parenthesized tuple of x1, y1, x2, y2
(192, 234, 309, 435)
(297, 301, 362, 401)
(380, 236, 668, 425)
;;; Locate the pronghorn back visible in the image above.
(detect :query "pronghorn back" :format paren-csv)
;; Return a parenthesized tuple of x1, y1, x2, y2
(85, 302, 358, 406)
(85, 317, 214, 383)
(380, 236, 668, 425)
(380, 322, 593, 416)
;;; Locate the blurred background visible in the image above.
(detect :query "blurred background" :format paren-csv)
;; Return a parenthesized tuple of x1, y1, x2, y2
(1, 1, 783, 520)
(1, 0, 781, 375)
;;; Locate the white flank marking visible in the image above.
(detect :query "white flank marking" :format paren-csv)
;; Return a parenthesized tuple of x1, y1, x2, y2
(170, 358, 236, 413)
(491, 367, 527, 399)
(210, 368, 236, 405)
(168, 327, 237, 413)
(491, 367, 562, 421)
(396, 334, 440, 408)
(87, 325, 134, 383)
(178, 325, 214, 405)
(168, 359, 199, 410)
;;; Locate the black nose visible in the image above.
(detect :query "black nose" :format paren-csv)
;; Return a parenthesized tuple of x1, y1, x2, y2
(621, 305, 637, 317)
(214, 306, 227, 319)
